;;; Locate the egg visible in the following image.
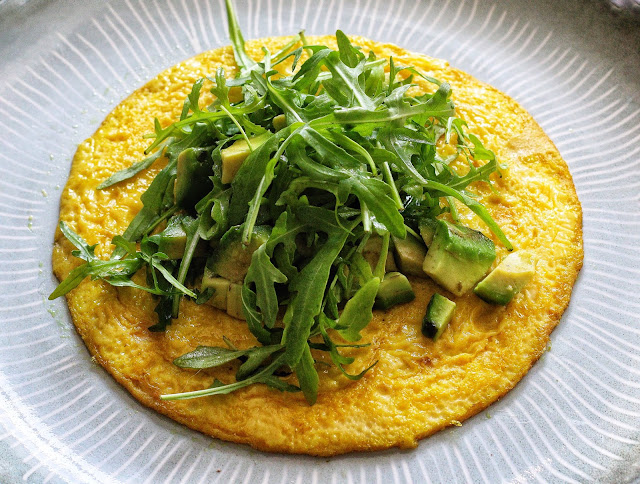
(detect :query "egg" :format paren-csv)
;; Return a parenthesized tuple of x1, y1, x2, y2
(52, 36, 583, 455)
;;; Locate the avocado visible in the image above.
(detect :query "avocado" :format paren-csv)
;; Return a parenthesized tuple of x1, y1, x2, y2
(363, 235, 397, 273)
(375, 272, 415, 310)
(200, 270, 245, 319)
(174, 148, 213, 208)
(146, 215, 205, 260)
(206, 225, 271, 283)
(226, 282, 245, 320)
(201, 270, 230, 310)
(422, 220, 496, 296)
(272, 114, 287, 131)
(221, 132, 271, 184)
(392, 232, 427, 277)
(228, 86, 243, 104)
(419, 217, 438, 247)
(474, 251, 535, 305)
(422, 293, 456, 341)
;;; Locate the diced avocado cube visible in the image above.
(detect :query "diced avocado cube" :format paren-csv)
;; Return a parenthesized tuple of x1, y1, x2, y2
(422, 220, 496, 296)
(226, 283, 245, 320)
(392, 232, 427, 277)
(419, 217, 438, 247)
(363, 235, 397, 273)
(228, 86, 243, 104)
(153, 218, 187, 259)
(206, 225, 271, 283)
(474, 251, 536, 305)
(375, 272, 415, 310)
(146, 215, 205, 260)
(272, 114, 287, 131)
(201, 269, 230, 310)
(221, 132, 271, 184)
(422, 293, 456, 341)
(174, 148, 213, 208)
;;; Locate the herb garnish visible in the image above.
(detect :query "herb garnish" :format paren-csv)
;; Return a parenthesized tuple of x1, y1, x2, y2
(50, 0, 510, 404)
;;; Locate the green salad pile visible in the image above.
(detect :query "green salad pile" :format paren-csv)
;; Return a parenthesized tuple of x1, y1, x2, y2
(50, 0, 512, 404)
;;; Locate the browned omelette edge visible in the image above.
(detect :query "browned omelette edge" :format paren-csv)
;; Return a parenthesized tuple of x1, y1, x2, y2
(52, 36, 583, 456)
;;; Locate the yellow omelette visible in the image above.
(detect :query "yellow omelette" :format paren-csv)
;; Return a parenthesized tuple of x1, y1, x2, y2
(52, 36, 583, 455)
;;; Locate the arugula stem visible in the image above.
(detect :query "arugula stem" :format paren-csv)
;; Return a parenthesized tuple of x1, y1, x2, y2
(327, 131, 377, 175)
(405, 224, 421, 241)
(171, 229, 201, 318)
(220, 105, 252, 150)
(145, 205, 179, 236)
(382, 161, 403, 210)
(160, 354, 286, 401)
(299, 32, 314, 58)
(373, 232, 390, 280)
(446, 196, 459, 222)
(243, 167, 272, 245)
(272, 33, 302, 64)
(361, 201, 371, 234)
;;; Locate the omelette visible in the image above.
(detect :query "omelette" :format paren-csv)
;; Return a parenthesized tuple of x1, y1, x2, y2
(51, 34, 583, 455)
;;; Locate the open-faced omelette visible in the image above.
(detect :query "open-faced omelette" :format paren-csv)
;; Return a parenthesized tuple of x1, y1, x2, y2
(51, 32, 583, 455)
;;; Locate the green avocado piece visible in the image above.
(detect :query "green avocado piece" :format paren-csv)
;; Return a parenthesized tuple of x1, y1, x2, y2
(174, 148, 213, 208)
(474, 251, 536, 305)
(363, 235, 397, 273)
(375, 272, 415, 310)
(146, 215, 205, 260)
(221, 132, 271, 184)
(272, 114, 287, 131)
(226, 283, 245, 320)
(201, 270, 230, 310)
(422, 293, 456, 341)
(422, 220, 496, 296)
(419, 217, 438, 247)
(392, 232, 427, 277)
(206, 225, 271, 283)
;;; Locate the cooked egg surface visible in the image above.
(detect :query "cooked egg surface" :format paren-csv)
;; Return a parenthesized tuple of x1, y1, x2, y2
(52, 36, 583, 456)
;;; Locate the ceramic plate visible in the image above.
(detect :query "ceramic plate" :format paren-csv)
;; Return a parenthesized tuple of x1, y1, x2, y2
(1, 0, 639, 482)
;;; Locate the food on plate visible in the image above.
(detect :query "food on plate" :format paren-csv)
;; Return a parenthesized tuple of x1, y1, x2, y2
(50, 1, 583, 455)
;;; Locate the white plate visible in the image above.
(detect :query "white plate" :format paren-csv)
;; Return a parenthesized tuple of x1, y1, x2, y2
(1, 0, 639, 482)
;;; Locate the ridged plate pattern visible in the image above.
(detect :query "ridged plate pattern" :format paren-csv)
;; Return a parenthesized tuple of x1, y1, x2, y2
(0, 0, 639, 482)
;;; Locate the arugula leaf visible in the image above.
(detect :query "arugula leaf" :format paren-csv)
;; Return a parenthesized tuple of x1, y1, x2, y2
(236, 345, 283, 380)
(295, 343, 319, 404)
(265, 209, 304, 281)
(228, 132, 281, 225)
(160, 353, 288, 400)
(317, 325, 377, 380)
(241, 284, 273, 345)
(97, 138, 173, 190)
(174, 344, 281, 369)
(282, 220, 353, 367)
(244, 244, 287, 329)
(337, 277, 380, 342)
(58, 221, 97, 261)
(49, 223, 145, 299)
(182, 78, 205, 118)
(197, 186, 231, 240)
(291, 47, 331, 90)
(324, 51, 376, 110)
(150, 297, 173, 332)
(335, 30, 362, 68)
(224, 0, 257, 76)
(171, 216, 200, 317)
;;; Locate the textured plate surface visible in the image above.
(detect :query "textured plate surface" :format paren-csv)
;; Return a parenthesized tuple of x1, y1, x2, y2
(1, 0, 639, 482)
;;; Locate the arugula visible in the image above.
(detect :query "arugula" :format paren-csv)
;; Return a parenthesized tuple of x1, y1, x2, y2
(51, 0, 512, 405)
(50, 222, 195, 301)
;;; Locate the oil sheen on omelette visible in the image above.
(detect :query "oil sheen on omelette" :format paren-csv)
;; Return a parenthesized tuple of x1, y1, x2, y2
(52, 36, 583, 455)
